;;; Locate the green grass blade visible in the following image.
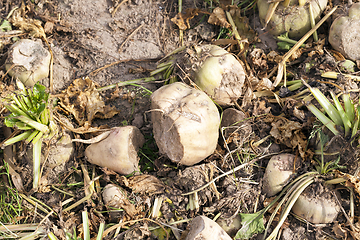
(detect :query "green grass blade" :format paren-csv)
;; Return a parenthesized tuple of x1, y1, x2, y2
(48, 232, 59, 240)
(31, 131, 44, 145)
(25, 130, 40, 144)
(96, 222, 105, 240)
(11, 94, 29, 113)
(21, 94, 34, 110)
(15, 121, 33, 130)
(3, 130, 33, 147)
(6, 103, 32, 119)
(331, 92, 351, 136)
(16, 115, 49, 134)
(307, 104, 339, 135)
(343, 93, 355, 123)
(352, 116, 359, 138)
(310, 88, 342, 126)
(40, 108, 49, 125)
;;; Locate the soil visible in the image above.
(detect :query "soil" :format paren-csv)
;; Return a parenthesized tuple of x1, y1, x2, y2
(1, 0, 360, 240)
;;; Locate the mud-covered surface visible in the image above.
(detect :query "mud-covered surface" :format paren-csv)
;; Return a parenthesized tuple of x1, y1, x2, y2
(1, 0, 360, 239)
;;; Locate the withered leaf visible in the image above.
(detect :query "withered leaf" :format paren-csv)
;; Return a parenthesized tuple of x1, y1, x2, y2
(249, 48, 268, 72)
(58, 77, 119, 126)
(10, 8, 46, 38)
(264, 115, 310, 159)
(228, 6, 257, 43)
(119, 174, 165, 196)
(335, 170, 360, 199)
(308, 38, 326, 57)
(171, 8, 209, 30)
(208, 7, 230, 28)
(332, 223, 348, 239)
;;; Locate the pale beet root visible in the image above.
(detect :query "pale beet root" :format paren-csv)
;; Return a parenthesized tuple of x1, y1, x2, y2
(263, 153, 297, 197)
(216, 215, 242, 237)
(192, 45, 246, 106)
(102, 184, 128, 208)
(292, 181, 340, 224)
(185, 216, 232, 240)
(329, 3, 360, 61)
(85, 126, 145, 175)
(151, 82, 220, 166)
(27, 128, 74, 168)
(46, 130, 74, 168)
(258, 0, 328, 38)
(102, 184, 135, 221)
(5, 39, 51, 87)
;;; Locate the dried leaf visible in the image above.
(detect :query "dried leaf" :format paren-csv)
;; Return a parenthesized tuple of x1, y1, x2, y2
(249, 48, 268, 73)
(335, 170, 360, 199)
(119, 174, 165, 196)
(332, 223, 348, 239)
(289, 48, 304, 61)
(267, 51, 282, 63)
(171, 8, 208, 30)
(208, 7, 230, 28)
(351, 222, 360, 240)
(228, 6, 257, 43)
(58, 77, 119, 126)
(10, 8, 46, 38)
(308, 38, 326, 57)
(123, 223, 151, 239)
(264, 116, 310, 159)
(252, 100, 271, 116)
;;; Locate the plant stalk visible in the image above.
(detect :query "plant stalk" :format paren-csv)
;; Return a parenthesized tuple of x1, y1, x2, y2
(33, 139, 42, 189)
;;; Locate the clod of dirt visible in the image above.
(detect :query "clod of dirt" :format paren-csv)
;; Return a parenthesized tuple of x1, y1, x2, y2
(257, 0, 328, 38)
(185, 215, 232, 240)
(191, 44, 246, 106)
(150, 82, 220, 166)
(262, 153, 297, 197)
(5, 39, 51, 87)
(291, 181, 340, 224)
(281, 226, 307, 240)
(85, 126, 145, 175)
(329, 3, 360, 61)
(174, 163, 220, 206)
